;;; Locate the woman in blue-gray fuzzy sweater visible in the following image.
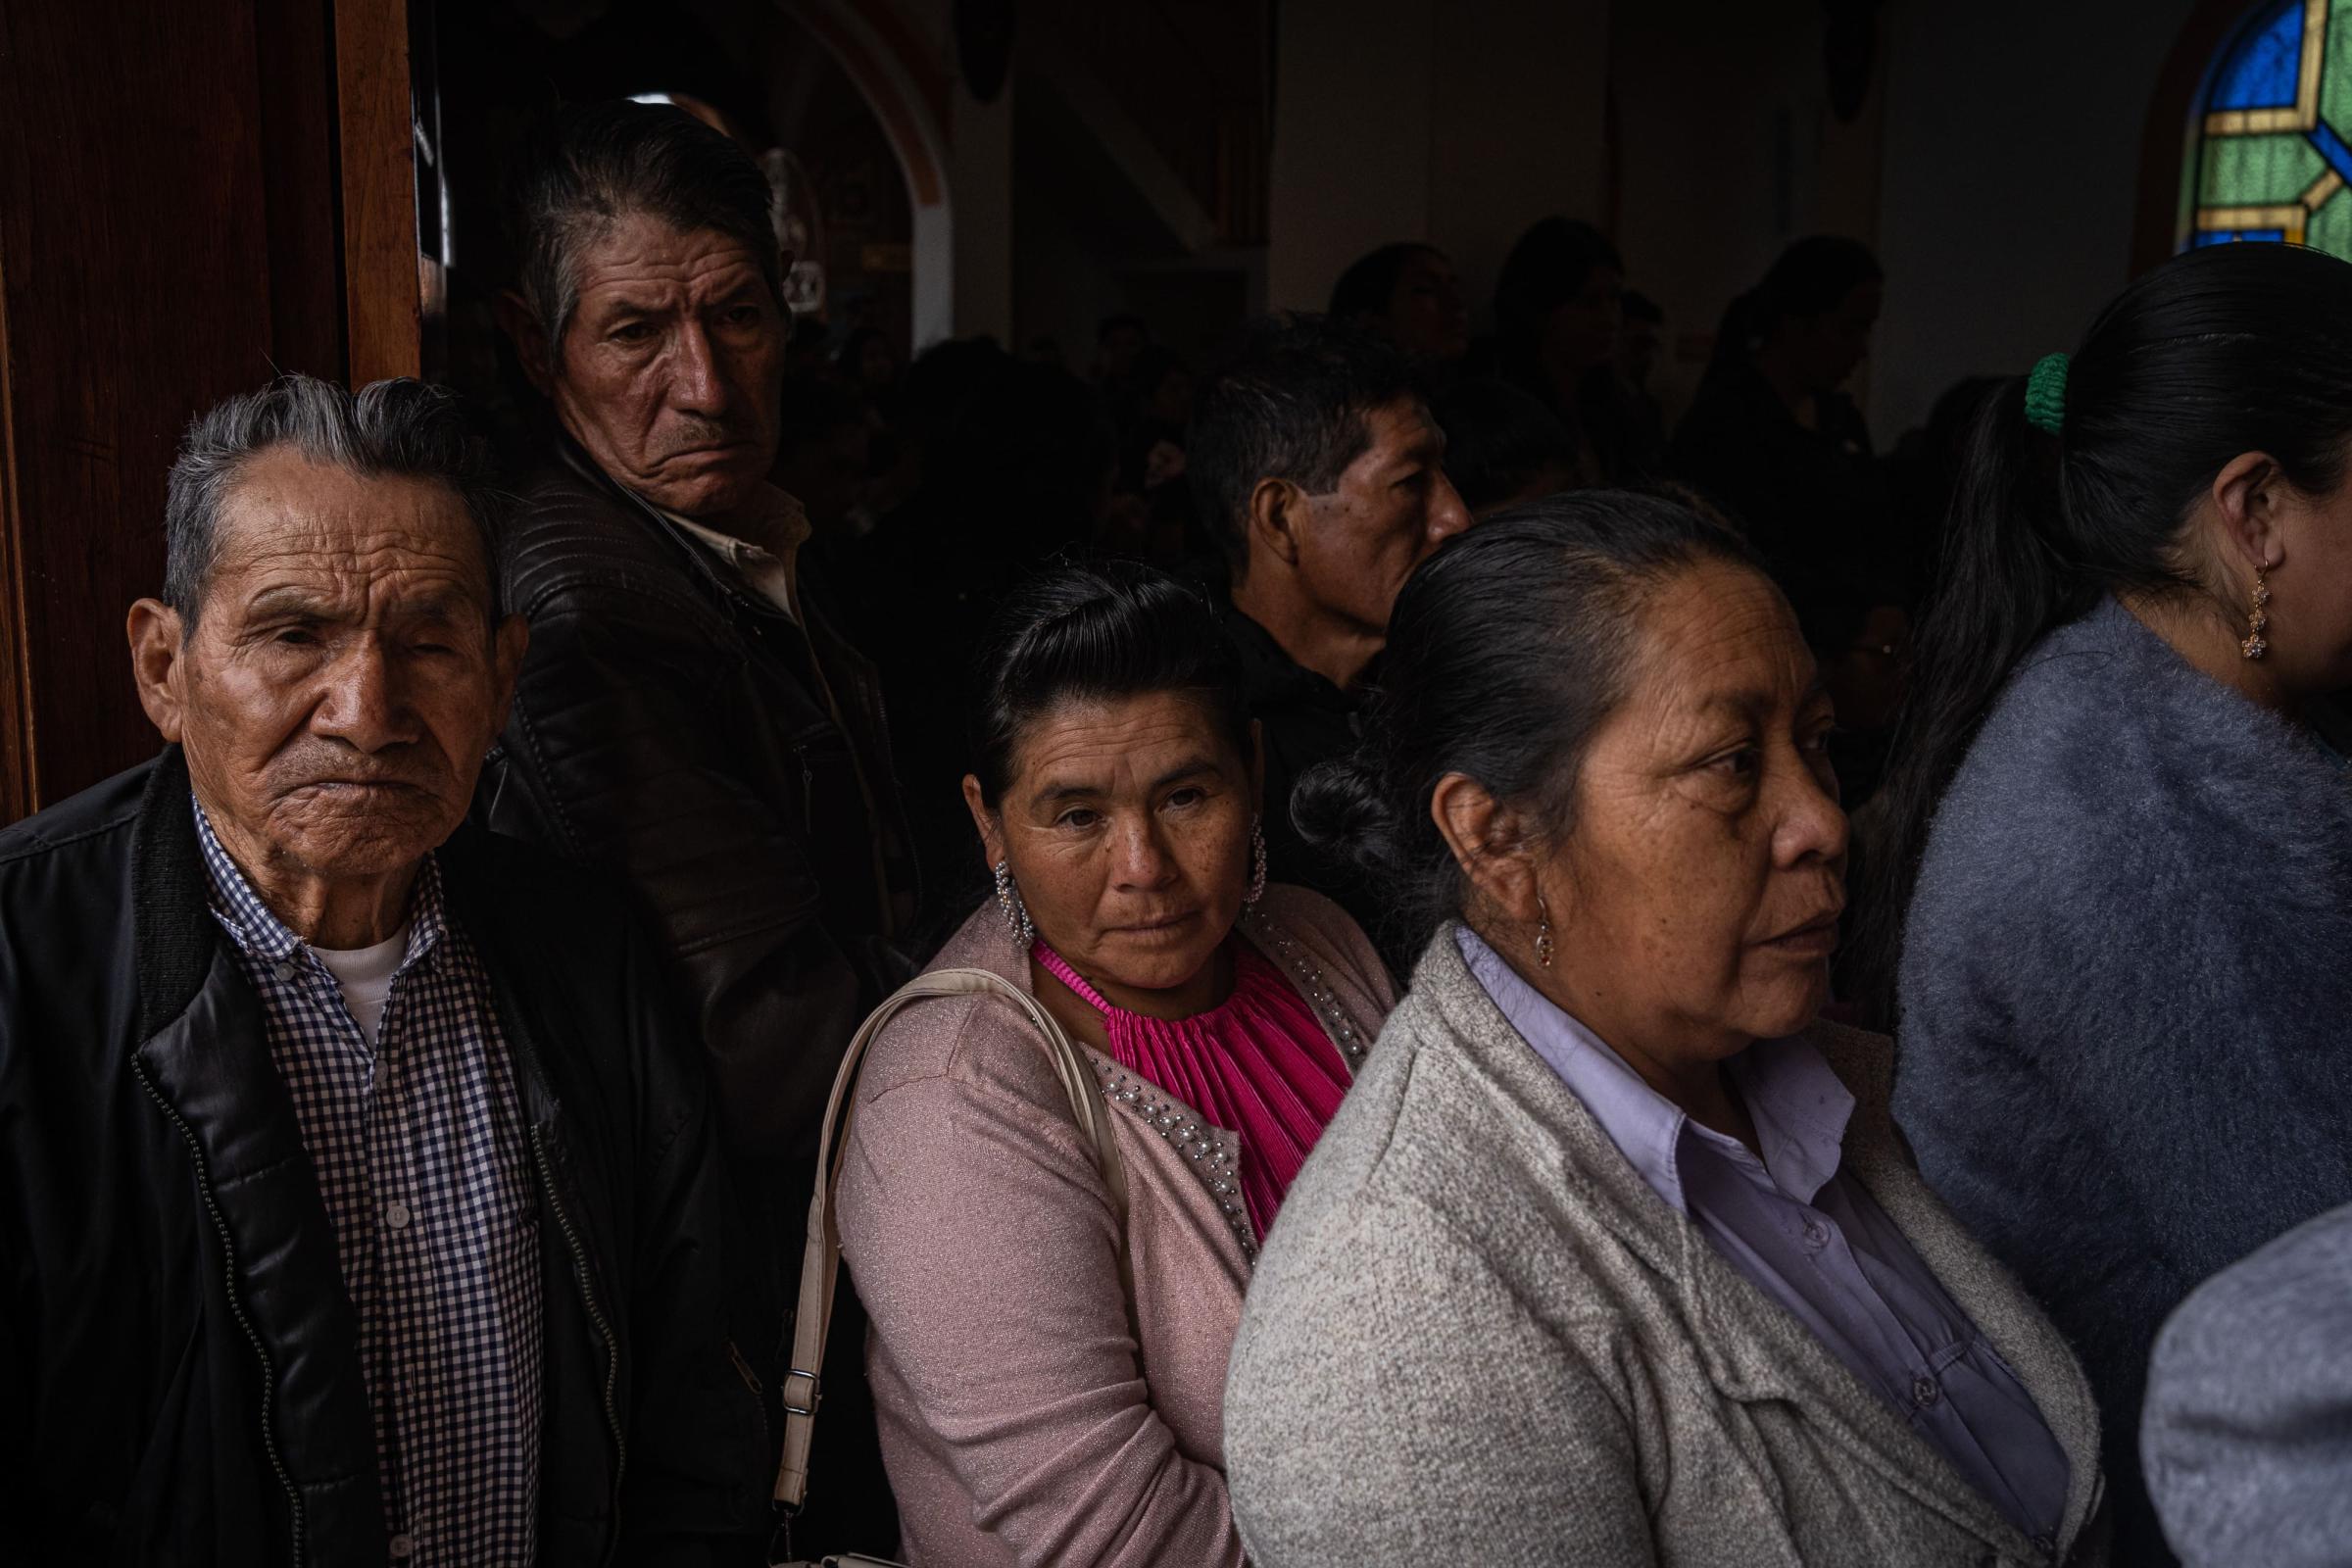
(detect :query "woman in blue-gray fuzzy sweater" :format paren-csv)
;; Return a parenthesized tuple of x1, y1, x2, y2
(1853, 242, 2352, 1566)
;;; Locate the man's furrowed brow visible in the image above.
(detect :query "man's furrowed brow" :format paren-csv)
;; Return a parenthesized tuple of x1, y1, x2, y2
(241, 584, 349, 621)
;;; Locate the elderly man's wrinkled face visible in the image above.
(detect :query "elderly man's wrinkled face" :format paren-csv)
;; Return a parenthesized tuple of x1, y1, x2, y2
(131, 452, 525, 904)
(551, 211, 787, 519)
(1546, 561, 1847, 1056)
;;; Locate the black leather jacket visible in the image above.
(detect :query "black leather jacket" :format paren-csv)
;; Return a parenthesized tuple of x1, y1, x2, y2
(0, 751, 769, 1566)
(479, 441, 916, 1161)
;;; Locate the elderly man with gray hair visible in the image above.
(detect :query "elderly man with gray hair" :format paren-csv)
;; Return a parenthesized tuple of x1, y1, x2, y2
(485, 96, 913, 1157)
(0, 374, 767, 1564)
(480, 99, 916, 1548)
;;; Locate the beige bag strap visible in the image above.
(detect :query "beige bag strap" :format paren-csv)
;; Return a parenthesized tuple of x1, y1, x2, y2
(773, 966, 1129, 1512)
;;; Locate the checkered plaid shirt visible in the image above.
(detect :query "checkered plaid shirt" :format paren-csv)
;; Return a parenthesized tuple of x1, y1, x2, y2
(196, 801, 542, 1565)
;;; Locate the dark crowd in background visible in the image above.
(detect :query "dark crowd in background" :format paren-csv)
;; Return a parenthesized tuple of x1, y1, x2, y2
(665, 217, 1935, 955)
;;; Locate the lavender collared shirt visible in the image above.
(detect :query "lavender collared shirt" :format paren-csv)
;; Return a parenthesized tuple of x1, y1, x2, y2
(1457, 927, 2069, 1550)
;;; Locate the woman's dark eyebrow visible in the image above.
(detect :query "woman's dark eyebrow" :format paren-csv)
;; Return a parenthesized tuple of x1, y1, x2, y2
(1150, 758, 1222, 791)
(1031, 756, 1220, 806)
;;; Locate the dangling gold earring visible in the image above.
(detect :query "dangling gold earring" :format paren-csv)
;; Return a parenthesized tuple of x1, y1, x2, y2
(1535, 893, 1555, 969)
(2242, 564, 2273, 662)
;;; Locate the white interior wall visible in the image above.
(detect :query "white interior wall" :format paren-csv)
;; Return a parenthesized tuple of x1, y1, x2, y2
(1609, 0, 1886, 424)
(1869, 0, 2204, 436)
(1266, 0, 1609, 324)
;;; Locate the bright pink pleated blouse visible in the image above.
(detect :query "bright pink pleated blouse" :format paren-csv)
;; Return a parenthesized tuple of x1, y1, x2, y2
(1032, 938, 1353, 1238)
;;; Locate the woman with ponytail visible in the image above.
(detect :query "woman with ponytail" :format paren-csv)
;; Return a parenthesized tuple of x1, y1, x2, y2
(1862, 241, 2352, 1564)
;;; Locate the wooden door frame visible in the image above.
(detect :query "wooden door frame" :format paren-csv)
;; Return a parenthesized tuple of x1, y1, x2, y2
(0, 238, 29, 825)
(337, 0, 423, 384)
(0, 0, 421, 825)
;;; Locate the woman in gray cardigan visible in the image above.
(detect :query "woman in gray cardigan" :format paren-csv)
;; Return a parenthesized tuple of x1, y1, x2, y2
(1223, 497, 2106, 1567)
(1853, 243, 2352, 1565)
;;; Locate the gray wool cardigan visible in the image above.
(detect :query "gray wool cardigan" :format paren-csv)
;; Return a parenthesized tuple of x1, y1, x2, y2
(1222, 929, 2107, 1567)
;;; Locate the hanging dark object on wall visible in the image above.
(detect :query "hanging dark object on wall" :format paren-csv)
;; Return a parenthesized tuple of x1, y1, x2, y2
(956, 0, 1016, 103)
(1824, 0, 1883, 123)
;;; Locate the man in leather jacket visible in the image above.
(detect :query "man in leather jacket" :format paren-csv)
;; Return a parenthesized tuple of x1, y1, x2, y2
(0, 374, 766, 1563)
(483, 100, 914, 1168)
(479, 101, 914, 1547)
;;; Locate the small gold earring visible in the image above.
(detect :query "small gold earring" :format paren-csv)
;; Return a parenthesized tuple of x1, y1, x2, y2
(2242, 565, 2273, 662)
(1535, 894, 1555, 969)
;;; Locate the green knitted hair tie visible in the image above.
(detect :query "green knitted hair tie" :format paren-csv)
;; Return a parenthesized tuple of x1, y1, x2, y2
(2025, 352, 2070, 435)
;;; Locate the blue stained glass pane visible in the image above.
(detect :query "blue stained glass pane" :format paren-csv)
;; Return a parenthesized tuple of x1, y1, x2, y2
(2197, 228, 2289, 244)
(2213, 0, 2308, 111)
(2313, 118, 2352, 178)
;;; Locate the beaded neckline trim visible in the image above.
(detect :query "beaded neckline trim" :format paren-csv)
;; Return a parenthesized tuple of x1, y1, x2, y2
(1084, 909, 1370, 1266)
(1093, 1059, 1257, 1261)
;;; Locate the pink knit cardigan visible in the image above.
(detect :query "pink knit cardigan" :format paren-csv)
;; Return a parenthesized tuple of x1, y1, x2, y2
(834, 883, 1396, 1568)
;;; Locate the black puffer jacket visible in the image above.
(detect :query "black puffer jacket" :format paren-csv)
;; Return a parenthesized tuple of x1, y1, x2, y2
(0, 751, 769, 1566)
(479, 440, 916, 1161)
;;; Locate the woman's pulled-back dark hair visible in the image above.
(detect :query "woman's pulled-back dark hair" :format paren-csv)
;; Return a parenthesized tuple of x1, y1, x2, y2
(1296, 492, 1767, 959)
(1851, 242, 2352, 1022)
(1706, 235, 1883, 380)
(970, 556, 1254, 808)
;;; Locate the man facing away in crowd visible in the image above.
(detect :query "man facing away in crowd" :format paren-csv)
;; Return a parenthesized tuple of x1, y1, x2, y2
(0, 375, 766, 1563)
(480, 97, 912, 1544)
(1187, 313, 1471, 957)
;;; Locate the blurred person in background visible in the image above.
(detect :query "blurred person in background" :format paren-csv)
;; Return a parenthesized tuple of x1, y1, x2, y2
(1672, 236, 1887, 598)
(1329, 241, 1472, 372)
(1493, 217, 1648, 483)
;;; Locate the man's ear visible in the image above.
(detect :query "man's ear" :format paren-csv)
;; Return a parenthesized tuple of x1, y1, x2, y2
(1246, 476, 1308, 570)
(126, 598, 187, 743)
(1430, 771, 1542, 925)
(2211, 450, 2287, 576)
(962, 775, 1005, 870)
(495, 288, 557, 398)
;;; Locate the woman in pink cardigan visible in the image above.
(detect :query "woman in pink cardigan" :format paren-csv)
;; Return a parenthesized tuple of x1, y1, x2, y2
(834, 561, 1396, 1567)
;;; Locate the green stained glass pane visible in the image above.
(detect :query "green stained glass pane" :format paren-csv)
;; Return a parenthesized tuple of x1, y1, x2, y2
(2321, 2, 2352, 126)
(2199, 130, 2325, 203)
(2307, 185, 2352, 254)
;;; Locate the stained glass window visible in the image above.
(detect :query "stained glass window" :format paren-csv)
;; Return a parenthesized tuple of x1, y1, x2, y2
(2190, 0, 2352, 255)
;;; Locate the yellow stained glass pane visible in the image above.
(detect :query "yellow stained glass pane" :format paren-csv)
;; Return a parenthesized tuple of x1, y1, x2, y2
(2306, 184, 2352, 252)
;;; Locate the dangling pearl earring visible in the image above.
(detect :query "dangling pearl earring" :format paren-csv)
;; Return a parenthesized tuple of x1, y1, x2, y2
(994, 858, 1035, 949)
(2242, 563, 2274, 662)
(1243, 816, 1268, 907)
(1535, 892, 1556, 969)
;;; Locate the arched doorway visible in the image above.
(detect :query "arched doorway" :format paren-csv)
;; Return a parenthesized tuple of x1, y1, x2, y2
(423, 0, 951, 434)
(770, 0, 956, 351)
